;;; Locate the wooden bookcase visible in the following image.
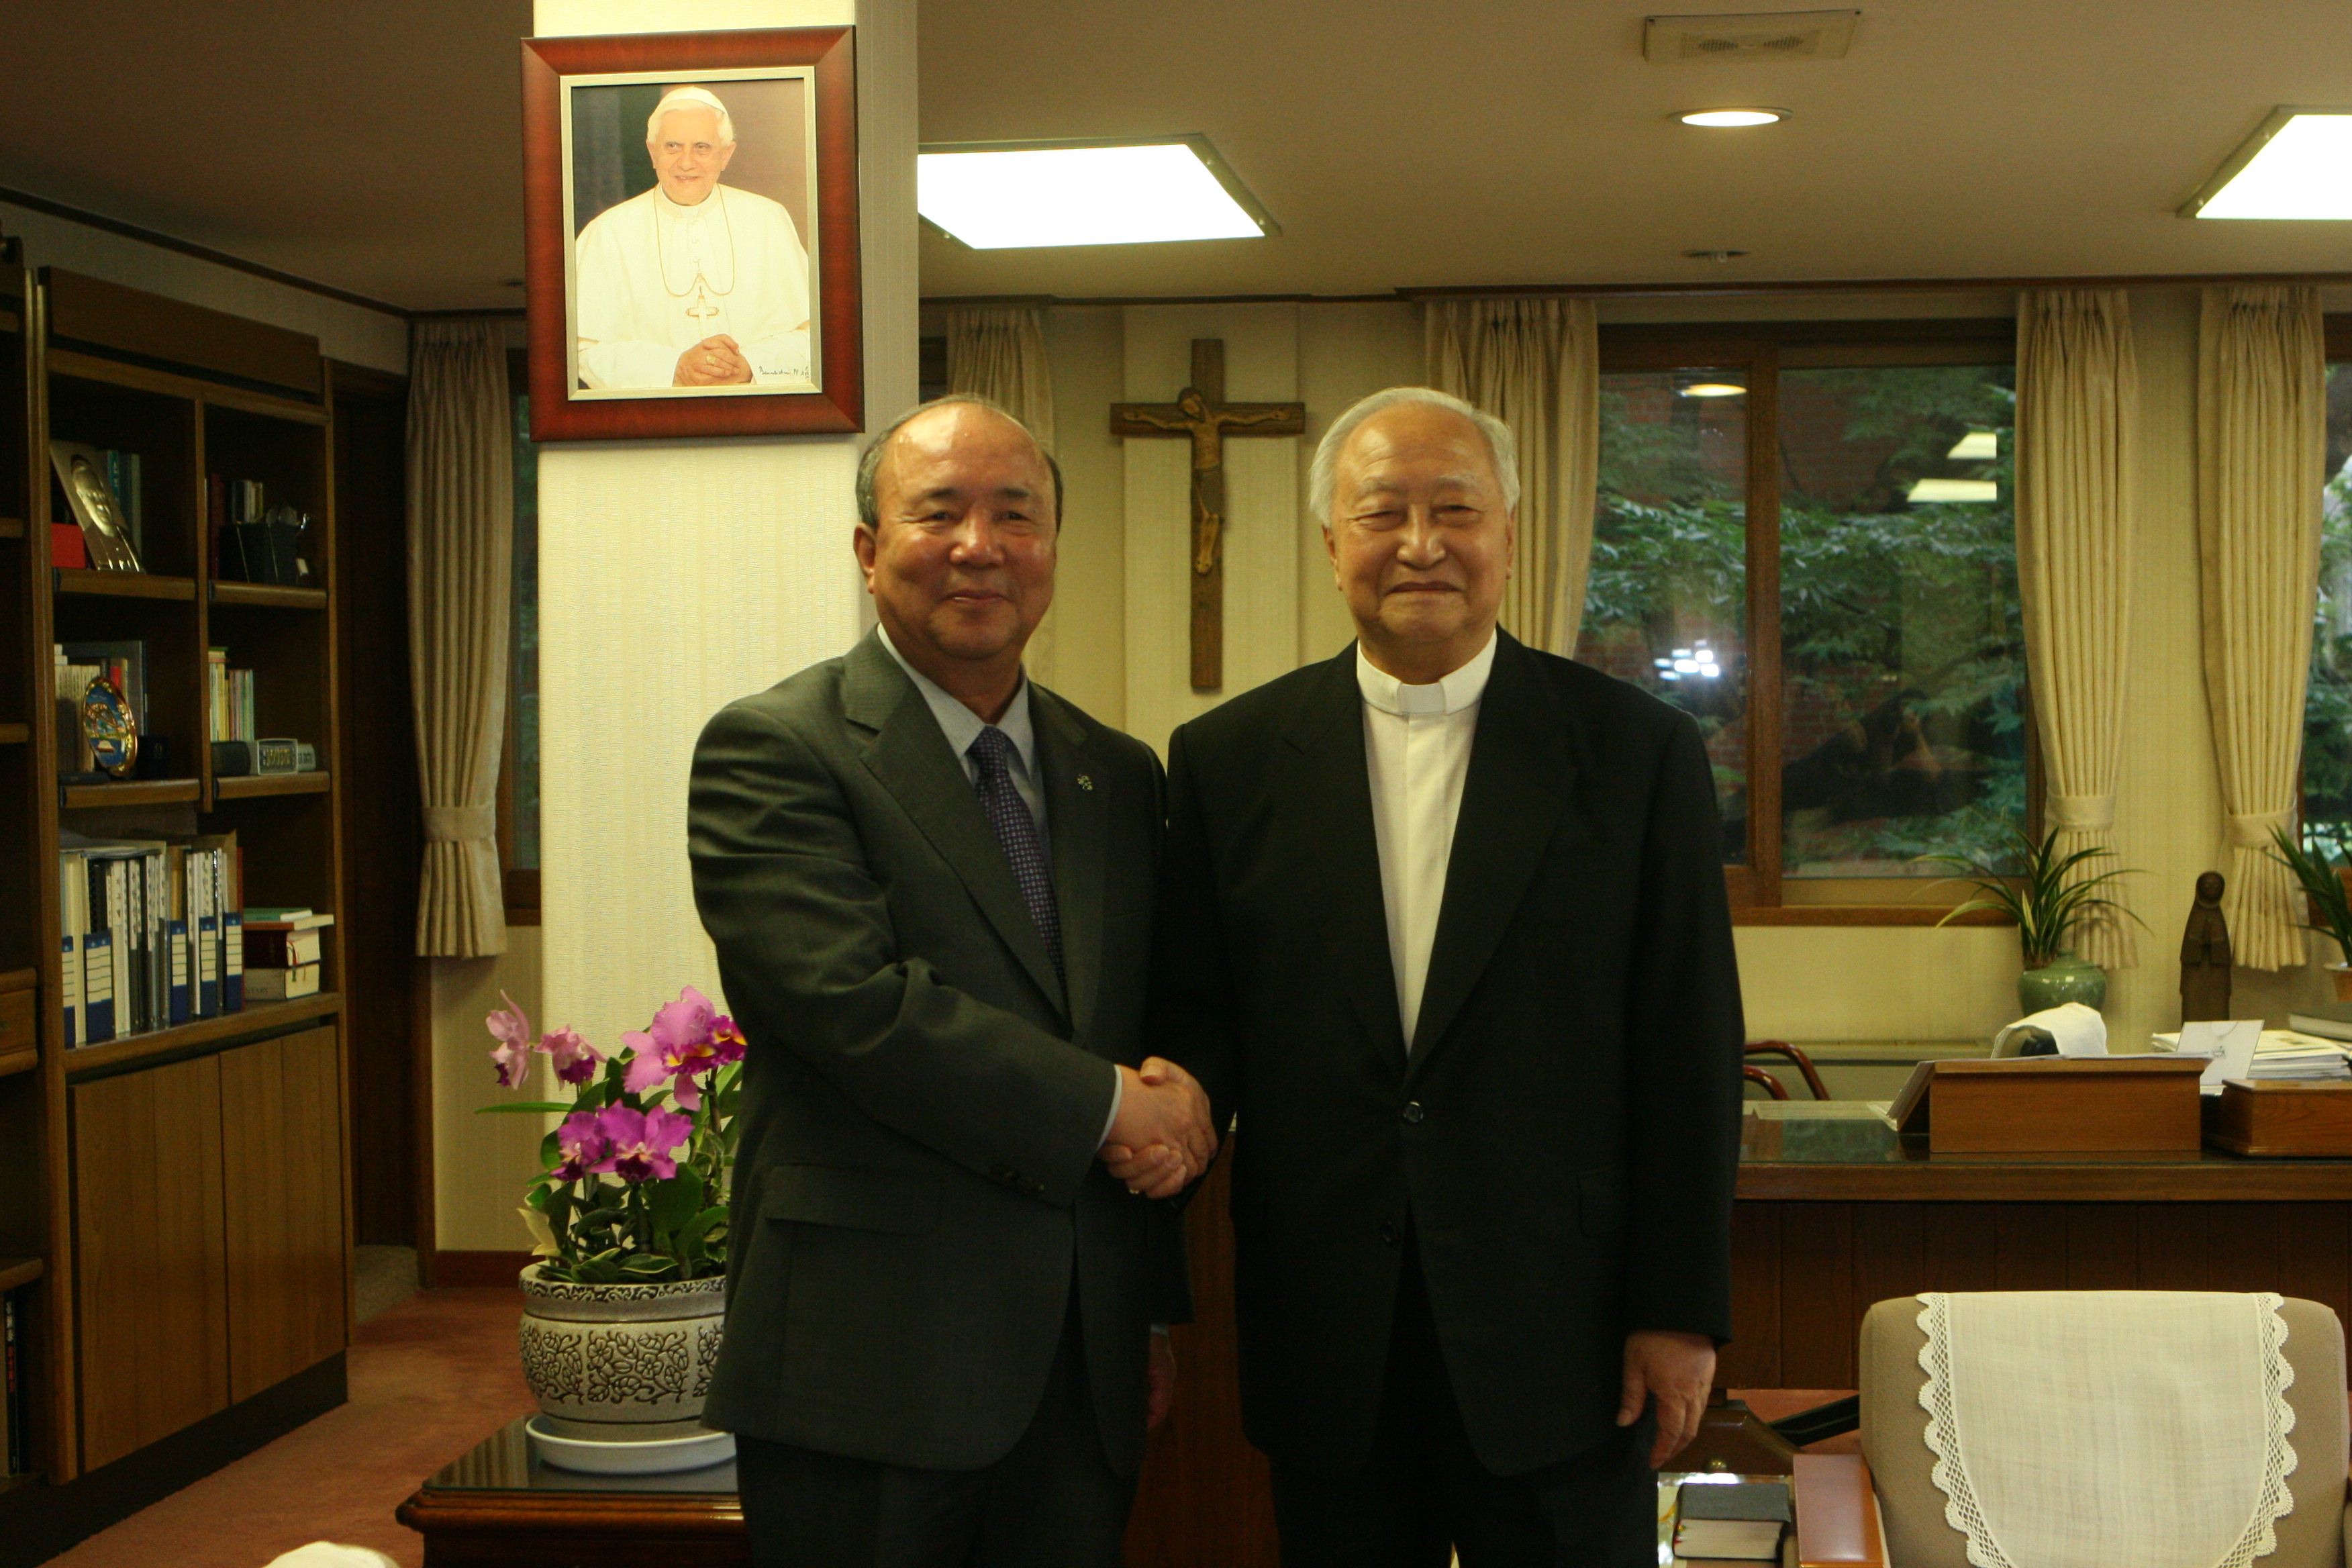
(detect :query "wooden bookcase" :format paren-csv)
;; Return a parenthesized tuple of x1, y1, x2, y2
(0, 256, 352, 1537)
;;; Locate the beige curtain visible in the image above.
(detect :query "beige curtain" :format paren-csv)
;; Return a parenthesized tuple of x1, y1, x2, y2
(2015, 289, 2139, 969)
(944, 306, 1055, 449)
(944, 306, 1059, 679)
(2198, 285, 2326, 971)
(1425, 297, 1600, 655)
(406, 320, 512, 958)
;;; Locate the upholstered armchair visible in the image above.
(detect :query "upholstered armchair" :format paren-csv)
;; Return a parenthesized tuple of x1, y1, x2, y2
(1792, 1294, 2352, 1567)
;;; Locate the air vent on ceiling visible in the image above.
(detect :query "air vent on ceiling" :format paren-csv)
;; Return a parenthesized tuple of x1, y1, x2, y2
(1643, 9, 1859, 64)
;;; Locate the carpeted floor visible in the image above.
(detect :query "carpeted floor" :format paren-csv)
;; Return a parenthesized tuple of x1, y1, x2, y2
(44, 1289, 534, 1568)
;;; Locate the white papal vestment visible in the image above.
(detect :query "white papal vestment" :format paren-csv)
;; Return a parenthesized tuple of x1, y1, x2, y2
(573, 184, 812, 391)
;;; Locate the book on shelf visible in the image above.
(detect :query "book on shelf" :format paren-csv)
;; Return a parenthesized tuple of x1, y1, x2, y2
(207, 648, 256, 745)
(104, 449, 144, 562)
(49, 520, 85, 571)
(59, 831, 242, 1044)
(244, 963, 320, 1003)
(3, 1290, 22, 1477)
(245, 926, 324, 969)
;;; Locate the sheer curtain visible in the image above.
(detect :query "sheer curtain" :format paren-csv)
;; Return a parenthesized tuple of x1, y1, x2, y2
(406, 319, 512, 958)
(2198, 285, 2326, 970)
(1424, 297, 1600, 654)
(944, 306, 1059, 679)
(2014, 289, 2139, 969)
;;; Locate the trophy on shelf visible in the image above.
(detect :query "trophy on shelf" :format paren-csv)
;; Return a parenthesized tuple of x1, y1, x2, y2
(48, 440, 142, 572)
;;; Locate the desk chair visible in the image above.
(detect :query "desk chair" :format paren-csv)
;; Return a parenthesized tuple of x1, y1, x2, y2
(1746, 1040, 1830, 1100)
(1795, 1295, 2352, 1567)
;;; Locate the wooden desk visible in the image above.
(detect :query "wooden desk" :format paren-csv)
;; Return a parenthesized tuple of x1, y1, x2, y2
(1124, 1117, 2352, 1567)
(1724, 1113, 2352, 1389)
(397, 1419, 744, 1567)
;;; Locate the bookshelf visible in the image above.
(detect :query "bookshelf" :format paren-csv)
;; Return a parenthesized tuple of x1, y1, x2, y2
(1, 254, 352, 1529)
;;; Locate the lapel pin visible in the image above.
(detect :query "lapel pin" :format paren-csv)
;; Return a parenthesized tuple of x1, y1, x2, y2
(1077, 775, 1094, 791)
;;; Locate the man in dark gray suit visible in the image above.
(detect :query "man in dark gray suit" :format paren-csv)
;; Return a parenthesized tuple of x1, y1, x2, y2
(689, 395, 1215, 1567)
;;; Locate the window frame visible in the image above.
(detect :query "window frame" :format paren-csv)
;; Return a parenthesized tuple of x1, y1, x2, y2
(500, 345, 540, 925)
(1595, 317, 2029, 925)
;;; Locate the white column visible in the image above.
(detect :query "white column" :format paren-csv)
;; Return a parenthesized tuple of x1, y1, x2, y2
(534, 0, 914, 1046)
(1120, 303, 1302, 754)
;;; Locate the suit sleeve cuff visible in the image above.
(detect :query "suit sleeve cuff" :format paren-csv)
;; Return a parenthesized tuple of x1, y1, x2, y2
(1099, 1061, 1123, 1146)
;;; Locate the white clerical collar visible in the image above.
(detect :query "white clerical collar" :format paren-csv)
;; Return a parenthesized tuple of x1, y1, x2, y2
(876, 625, 1038, 773)
(654, 185, 724, 222)
(1355, 632, 1498, 718)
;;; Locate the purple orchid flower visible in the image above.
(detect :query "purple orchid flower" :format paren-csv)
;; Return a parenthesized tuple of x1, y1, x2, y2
(593, 1105, 693, 1183)
(620, 986, 738, 1108)
(540, 1025, 605, 1086)
(551, 1110, 609, 1182)
(486, 991, 534, 1087)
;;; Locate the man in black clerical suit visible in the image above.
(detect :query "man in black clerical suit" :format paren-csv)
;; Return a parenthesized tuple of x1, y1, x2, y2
(1136, 387, 1744, 1566)
(689, 396, 1215, 1568)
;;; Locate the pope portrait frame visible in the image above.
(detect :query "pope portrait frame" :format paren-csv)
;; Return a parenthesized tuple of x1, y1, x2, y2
(521, 26, 863, 440)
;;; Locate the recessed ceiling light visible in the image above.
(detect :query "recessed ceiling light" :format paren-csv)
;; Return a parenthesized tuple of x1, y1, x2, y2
(917, 136, 1276, 249)
(1678, 108, 1787, 128)
(1679, 382, 1747, 398)
(1910, 478, 2000, 504)
(1947, 430, 1998, 460)
(2183, 108, 2352, 219)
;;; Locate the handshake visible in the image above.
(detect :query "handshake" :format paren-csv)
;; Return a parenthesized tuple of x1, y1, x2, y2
(1098, 1057, 1218, 1200)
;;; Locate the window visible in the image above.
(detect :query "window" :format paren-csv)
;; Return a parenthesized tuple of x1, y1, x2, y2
(1582, 327, 2028, 913)
(501, 349, 541, 920)
(2303, 350, 2352, 851)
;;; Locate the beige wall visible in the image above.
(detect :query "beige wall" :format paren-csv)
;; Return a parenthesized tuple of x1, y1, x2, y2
(1039, 287, 2347, 1055)
(429, 929, 550, 1254)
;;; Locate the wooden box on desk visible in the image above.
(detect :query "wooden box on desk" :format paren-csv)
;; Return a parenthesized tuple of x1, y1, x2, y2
(2204, 1079, 2352, 1157)
(1890, 1057, 2206, 1153)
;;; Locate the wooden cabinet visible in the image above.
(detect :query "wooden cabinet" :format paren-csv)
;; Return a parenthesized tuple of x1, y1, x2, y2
(220, 1026, 346, 1401)
(69, 1053, 230, 1471)
(69, 1026, 345, 1471)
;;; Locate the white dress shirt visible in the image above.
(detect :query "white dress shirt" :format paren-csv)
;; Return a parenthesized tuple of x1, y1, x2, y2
(1358, 632, 1498, 1050)
(573, 183, 813, 391)
(877, 628, 1124, 1139)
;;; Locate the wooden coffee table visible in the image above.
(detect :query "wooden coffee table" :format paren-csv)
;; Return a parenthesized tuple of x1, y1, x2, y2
(397, 1418, 746, 1566)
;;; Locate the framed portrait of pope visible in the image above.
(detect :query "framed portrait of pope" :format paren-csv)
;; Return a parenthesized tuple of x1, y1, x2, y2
(522, 27, 863, 440)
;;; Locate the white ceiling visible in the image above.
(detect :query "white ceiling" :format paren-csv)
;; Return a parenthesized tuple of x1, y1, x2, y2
(0, 1, 2346, 313)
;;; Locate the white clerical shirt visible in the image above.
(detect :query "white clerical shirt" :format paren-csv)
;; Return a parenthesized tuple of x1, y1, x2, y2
(1358, 632, 1498, 1049)
(573, 183, 812, 391)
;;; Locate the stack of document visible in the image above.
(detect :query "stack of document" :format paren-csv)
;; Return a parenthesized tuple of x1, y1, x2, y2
(2152, 1030, 2352, 1080)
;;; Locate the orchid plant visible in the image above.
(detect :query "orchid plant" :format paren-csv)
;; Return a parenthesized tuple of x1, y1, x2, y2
(480, 985, 744, 1285)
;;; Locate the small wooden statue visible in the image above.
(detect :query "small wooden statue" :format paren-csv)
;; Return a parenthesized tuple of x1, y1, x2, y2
(2180, 870, 2232, 1024)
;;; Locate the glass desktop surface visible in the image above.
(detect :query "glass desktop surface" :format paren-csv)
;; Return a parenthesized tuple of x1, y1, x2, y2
(1737, 1104, 2352, 1167)
(426, 1417, 737, 1495)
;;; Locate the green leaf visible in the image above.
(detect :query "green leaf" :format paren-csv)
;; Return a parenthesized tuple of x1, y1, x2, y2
(645, 1171, 705, 1243)
(478, 1101, 577, 1114)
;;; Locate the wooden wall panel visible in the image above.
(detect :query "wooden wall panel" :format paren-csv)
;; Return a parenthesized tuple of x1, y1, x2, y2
(221, 1027, 346, 1401)
(71, 1055, 227, 1470)
(1779, 1205, 1855, 1388)
(1720, 1201, 1783, 1387)
(1738, 1199, 2352, 1390)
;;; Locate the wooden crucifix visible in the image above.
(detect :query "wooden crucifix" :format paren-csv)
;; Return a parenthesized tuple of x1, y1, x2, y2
(1111, 340, 1305, 689)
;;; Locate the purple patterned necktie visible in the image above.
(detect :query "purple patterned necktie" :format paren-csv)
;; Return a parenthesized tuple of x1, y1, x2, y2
(968, 726, 1063, 985)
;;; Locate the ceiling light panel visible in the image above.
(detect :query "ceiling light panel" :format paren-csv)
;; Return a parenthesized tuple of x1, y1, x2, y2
(2184, 109, 2352, 219)
(1679, 109, 1785, 127)
(918, 139, 1274, 249)
(1909, 479, 2000, 504)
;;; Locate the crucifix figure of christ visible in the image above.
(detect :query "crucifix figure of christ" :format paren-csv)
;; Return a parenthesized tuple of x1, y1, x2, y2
(1110, 339, 1306, 690)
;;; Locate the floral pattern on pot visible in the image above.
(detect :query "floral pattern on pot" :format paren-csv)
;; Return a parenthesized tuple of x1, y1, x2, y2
(519, 1264, 726, 1434)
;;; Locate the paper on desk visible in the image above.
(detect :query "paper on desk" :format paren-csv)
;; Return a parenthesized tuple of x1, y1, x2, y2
(2174, 1019, 2262, 1094)
(1991, 1001, 2107, 1059)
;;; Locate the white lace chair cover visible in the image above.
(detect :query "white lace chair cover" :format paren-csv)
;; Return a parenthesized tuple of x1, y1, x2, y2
(1916, 1291, 2297, 1568)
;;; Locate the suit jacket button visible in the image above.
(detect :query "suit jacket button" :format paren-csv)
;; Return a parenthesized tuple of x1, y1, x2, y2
(1402, 1101, 1425, 1124)
(1378, 1222, 1400, 1246)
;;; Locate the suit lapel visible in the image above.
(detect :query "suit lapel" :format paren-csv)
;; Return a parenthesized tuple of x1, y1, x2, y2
(1407, 632, 1583, 1074)
(1284, 648, 1408, 1067)
(844, 633, 1069, 1020)
(1032, 689, 1106, 1045)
